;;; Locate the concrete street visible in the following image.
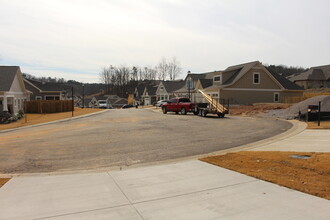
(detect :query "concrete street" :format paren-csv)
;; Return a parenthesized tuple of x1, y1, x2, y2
(0, 109, 291, 174)
(0, 110, 329, 219)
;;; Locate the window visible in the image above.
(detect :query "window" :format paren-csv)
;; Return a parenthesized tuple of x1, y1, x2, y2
(253, 73, 260, 84)
(213, 75, 221, 83)
(274, 93, 280, 102)
(35, 96, 42, 100)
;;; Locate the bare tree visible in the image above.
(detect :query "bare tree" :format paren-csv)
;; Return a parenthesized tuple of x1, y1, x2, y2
(157, 57, 169, 80)
(168, 57, 182, 80)
(99, 66, 113, 92)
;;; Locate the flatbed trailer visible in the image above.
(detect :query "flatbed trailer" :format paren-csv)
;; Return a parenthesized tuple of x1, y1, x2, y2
(195, 90, 229, 118)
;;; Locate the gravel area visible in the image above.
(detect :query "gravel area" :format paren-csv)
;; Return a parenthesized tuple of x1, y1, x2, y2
(262, 95, 330, 119)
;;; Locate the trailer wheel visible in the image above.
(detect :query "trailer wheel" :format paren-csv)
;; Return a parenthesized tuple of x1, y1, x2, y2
(218, 113, 224, 118)
(193, 110, 198, 115)
(175, 111, 178, 114)
(181, 107, 187, 115)
(162, 107, 167, 114)
(202, 110, 207, 117)
(199, 109, 203, 116)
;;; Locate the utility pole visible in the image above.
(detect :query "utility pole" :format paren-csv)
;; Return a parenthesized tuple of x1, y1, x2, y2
(318, 101, 321, 126)
(72, 87, 74, 117)
(82, 84, 85, 109)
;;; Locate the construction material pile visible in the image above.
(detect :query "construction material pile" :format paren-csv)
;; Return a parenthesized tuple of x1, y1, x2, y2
(264, 95, 330, 119)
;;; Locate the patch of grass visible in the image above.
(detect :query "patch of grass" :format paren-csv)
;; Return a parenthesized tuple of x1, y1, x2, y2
(200, 151, 330, 200)
(307, 121, 330, 129)
(0, 108, 104, 131)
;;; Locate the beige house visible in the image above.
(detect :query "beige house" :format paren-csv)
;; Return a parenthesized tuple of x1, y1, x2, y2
(200, 61, 304, 105)
(0, 66, 30, 115)
(155, 81, 185, 101)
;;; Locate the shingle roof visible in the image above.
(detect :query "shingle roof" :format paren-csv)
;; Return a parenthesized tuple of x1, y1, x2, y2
(199, 79, 213, 89)
(205, 61, 303, 91)
(185, 73, 207, 81)
(113, 98, 127, 105)
(205, 61, 259, 90)
(185, 72, 217, 81)
(162, 81, 186, 93)
(146, 85, 157, 96)
(268, 71, 304, 90)
(290, 65, 330, 81)
(0, 66, 19, 91)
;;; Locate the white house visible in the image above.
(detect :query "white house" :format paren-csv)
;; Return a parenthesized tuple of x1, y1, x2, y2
(0, 66, 30, 115)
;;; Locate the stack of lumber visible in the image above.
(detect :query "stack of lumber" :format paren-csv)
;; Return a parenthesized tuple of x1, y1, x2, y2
(198, 90, 227, 113)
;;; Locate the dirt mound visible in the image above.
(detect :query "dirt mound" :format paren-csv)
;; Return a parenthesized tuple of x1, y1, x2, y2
(264, 95, 330, 119)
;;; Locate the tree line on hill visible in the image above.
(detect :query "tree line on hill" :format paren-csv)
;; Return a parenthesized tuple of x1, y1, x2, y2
(265, 64, 308, 77)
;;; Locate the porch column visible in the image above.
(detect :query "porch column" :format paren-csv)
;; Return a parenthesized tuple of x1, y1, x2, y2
(3, 95, 8, 112)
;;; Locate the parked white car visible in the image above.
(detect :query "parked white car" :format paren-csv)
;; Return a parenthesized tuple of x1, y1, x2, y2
(155, 100, 170, 107)
(98, 100, 108, 108)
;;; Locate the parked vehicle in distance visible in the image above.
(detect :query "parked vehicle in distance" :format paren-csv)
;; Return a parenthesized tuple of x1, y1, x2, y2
(121, 104, 134, 109)
(98, 100, 108, 108)
(155, 100, 170, 107)
(162, 98, 197, 115)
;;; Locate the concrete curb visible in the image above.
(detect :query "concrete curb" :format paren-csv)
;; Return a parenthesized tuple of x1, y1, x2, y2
(0, 109, 109, 134)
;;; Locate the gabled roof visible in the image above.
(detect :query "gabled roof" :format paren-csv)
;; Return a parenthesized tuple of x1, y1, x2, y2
(185, 72, 216, 81)
(199, 79, 213, 89)
(162, 80, 186, 93)
(94, 95, 107, 100)
(268, 71, 304, 90)
(24, 78, 64, 92)
(205, 61, 260, 89)
(204, 61, 303, 91)
(0, 66, 19, 91)
(145, 85, 157, 96)
(289, 65, 330, 81)
(113, 98, 127, 105)
(185, 73, 207, 81)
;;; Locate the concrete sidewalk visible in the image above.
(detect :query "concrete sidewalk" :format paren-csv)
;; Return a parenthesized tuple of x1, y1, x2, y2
(250, 129, 330, 152)
(1, 125, 330, 219)
(0, 159, 329, 220)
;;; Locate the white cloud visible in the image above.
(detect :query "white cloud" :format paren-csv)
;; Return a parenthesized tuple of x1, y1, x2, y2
(1, 0, 330, 82)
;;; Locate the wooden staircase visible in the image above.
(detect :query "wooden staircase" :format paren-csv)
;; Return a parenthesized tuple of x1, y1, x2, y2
(198, 90, 227, 113)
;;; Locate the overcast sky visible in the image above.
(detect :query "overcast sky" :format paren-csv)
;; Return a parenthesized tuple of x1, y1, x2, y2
(1, 0, 329, 83)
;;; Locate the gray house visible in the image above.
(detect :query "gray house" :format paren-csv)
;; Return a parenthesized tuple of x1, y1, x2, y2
(0, 66, 30, 114)
(24, 78, 66, 100)
(288, 65, 330, 89)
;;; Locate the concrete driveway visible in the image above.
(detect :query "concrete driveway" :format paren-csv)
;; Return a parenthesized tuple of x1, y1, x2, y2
(0, 109, 292, 174)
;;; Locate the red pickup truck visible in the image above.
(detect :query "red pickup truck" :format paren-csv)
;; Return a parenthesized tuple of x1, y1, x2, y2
(162, 98, 197, 115)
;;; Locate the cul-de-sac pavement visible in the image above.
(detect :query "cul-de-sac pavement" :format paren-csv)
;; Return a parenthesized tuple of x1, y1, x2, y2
(0, 109, 291, 174)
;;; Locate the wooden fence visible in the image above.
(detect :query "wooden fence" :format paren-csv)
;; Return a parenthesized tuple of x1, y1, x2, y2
(281, 92, 330, 104)
(25, 100, 73, 113)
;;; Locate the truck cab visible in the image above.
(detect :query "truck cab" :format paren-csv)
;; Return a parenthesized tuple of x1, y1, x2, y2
(162, 98, 196, 115)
